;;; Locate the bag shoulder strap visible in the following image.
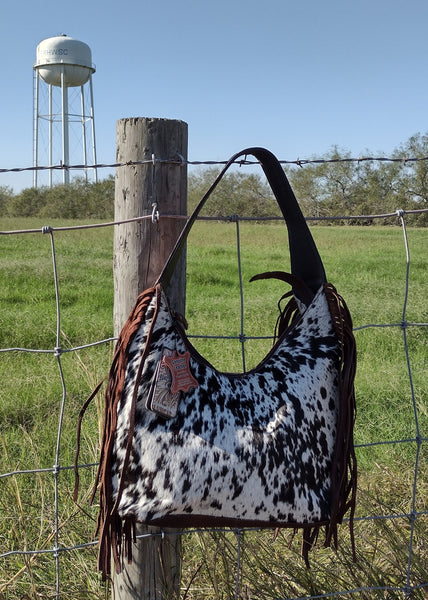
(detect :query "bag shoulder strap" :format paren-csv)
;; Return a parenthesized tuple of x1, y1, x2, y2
(156, 147, 326, 302)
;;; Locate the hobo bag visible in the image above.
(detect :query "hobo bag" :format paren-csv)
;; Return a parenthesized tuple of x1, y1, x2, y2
(76, 147, 357, 579)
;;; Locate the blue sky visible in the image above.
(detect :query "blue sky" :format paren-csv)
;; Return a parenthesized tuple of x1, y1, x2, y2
(1, 0, 428, 191)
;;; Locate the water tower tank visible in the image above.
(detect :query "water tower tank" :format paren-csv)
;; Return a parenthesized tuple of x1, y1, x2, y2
(35, 34, 95, 87)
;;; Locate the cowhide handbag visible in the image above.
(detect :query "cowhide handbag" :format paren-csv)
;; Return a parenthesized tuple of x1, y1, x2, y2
(77, 147, 357, 579)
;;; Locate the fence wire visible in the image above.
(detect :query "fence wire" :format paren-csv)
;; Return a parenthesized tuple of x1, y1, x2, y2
(0, 190, 427, 598)
(3, 151, 428, 174)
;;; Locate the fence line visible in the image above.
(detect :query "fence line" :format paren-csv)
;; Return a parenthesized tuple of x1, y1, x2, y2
(1, 207, 427, 238)
(0, 194, 427, 598)
(3, 152, 428, 175)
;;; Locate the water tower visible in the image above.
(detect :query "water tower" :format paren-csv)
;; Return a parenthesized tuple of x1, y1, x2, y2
(33, 35, 97, 187)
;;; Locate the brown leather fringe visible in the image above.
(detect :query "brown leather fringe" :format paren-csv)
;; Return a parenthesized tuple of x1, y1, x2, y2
(94, 285, 160, 580)
(323, 283, 358, 560)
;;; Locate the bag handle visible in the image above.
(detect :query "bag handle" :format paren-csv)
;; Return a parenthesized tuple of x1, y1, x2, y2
(156, 147, 326, 301)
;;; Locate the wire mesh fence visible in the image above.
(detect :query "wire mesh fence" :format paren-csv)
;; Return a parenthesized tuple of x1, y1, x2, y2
(0, 159, 427, 599)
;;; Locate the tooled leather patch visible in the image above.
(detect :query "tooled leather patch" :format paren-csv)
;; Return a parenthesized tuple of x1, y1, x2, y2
(146, 350, 198, 418)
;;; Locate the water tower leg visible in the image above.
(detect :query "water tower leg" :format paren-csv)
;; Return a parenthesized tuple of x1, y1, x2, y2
(89, 76, 98, 183)
(80, 85, 88, 182)
(33, 72, 39, 189)
(49, 85, 53, 188)
(60, 70, 70, 185)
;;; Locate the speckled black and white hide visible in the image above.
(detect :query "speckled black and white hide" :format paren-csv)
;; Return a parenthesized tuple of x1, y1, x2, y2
(111, 284, 340, 528)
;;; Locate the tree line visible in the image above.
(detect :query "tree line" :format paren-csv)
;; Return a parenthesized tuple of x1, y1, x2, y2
(2, 132, 428, 225)
(0, 176, 115, 220)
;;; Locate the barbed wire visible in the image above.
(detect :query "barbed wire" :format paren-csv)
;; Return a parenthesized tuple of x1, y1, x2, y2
(2, 152, 428, 175)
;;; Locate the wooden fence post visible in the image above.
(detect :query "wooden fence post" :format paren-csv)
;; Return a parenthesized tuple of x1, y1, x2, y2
(112, 117, 188, 599)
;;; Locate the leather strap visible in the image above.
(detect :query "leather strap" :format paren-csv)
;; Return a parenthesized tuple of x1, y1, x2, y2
(250, 271, 315, 308)
(156, 147, 326, 301)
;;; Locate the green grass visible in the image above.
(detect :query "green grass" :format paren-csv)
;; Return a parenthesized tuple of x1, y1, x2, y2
(0, 217, 427, 598)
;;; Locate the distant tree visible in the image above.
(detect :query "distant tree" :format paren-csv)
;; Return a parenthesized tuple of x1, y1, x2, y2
(188, 168, 279, 217)
(286, 163, 328, 218)
(0, 186, 14, 215)
(394, 132, 428, 205)
(287, 147, 367, 220)
(40, 182, 81, 218)
(357, 159, 404, 217)
(87, 176, 114, 218)
(7, 176, 114, 219)
(288, 146, 410, 222)
(39, 177, 115, 219)
(8, 187, 46, 217)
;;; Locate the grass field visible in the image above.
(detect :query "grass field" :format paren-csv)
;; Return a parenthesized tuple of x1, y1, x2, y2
(0, 217, 427, 598)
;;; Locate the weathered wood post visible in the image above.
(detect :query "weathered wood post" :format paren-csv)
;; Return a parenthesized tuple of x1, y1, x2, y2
(113, 117, 188, 599)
